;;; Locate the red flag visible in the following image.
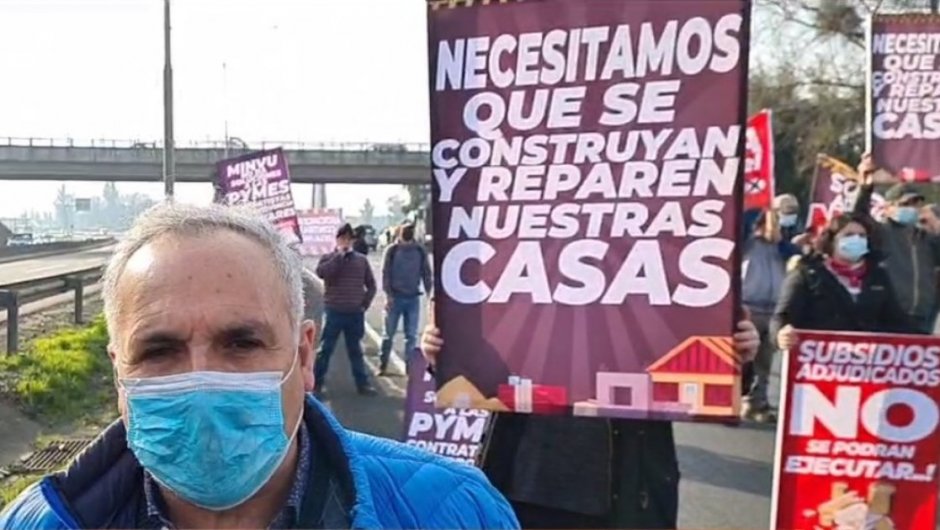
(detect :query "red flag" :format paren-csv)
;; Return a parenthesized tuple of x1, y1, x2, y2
(744, 110, 775, 210)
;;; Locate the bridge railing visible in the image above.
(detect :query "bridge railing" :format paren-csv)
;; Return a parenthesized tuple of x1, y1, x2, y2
(0, 136, 430, 153)
(0, 266, 104, 354)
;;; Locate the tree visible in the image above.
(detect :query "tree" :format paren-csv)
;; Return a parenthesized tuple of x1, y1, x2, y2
(360, 198, 375, 225)
(749, 0, 931, 200)
(403, 184, 430, 216)
(102, 182, 121, 228)
(387, 195, 406, 222)
(54, 184, 73, 232)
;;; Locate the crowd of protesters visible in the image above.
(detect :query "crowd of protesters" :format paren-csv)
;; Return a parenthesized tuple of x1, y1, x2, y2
(307, 150, 940, 530)
(422, 152, 940, 530)
(6, 150, 938, 529)
(740, 153, 940, 426)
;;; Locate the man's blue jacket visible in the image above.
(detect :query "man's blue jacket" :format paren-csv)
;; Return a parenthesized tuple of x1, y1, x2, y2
(0, 396, 519, 529)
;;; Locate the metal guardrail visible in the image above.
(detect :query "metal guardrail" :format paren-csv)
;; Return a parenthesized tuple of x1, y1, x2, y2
(0, 136, 431, 153)
(0, 266, 104, 354)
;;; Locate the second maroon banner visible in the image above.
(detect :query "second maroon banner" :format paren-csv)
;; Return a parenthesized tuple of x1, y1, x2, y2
(869, 14, 940, 181)
(428, 0, 750, 420)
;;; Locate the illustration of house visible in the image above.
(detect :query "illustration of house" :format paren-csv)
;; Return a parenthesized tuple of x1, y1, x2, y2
(644, 336, 739, 416)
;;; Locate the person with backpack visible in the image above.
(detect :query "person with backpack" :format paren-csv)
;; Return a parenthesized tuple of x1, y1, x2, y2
(380, 223, 432, 374)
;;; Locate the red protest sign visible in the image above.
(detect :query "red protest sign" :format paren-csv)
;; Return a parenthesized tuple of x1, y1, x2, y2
(744, 109, 774, 210)
(772, 330, 940, 530)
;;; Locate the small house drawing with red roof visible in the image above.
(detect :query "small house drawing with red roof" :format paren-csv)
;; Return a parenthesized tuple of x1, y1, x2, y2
(645, 336, 740, 416)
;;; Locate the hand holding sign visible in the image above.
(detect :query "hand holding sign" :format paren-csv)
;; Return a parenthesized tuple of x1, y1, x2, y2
(422, 299, 442, 369)
(777, 324, 798, 351)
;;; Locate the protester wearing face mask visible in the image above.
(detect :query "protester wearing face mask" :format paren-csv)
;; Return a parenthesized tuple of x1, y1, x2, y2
(0, 204, 518, 530)
(772, 213, 915, 351)
(772, 194, 808, 257)
(853, 154, 940, 334)
(919, 204, 940, 236)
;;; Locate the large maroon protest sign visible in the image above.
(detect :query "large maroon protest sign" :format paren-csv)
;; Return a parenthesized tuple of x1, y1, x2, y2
(428, 0, 750, 420)
(216, 148, 301, 243)
(869, 15, 940, 181)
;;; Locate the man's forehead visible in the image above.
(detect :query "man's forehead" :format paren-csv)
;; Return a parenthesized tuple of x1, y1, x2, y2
(114, 231, 285, 310)
(125, 231, 271, 274)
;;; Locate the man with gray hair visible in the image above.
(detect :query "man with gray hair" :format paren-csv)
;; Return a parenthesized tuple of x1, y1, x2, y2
(0, 203, 518, 529)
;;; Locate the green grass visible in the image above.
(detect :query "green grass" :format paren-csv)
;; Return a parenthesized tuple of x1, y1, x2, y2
(0, 315, 116, 425)
(0, 473, 43, 508)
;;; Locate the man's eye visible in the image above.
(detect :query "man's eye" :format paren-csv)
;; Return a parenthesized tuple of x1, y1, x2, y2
(142, 346, 176, 359)
(229, 339, 262, 350)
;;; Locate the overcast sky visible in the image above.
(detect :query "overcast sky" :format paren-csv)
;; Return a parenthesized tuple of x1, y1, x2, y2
(0, 0, 786, 220)
(0, 0, 428, 218)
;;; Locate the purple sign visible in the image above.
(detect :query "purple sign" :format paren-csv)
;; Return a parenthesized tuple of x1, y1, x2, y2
(216, 148, 301, 243)
(403, 354, 490, 466)
(869, 15, 940, 181)
(428, 0, 750, 421)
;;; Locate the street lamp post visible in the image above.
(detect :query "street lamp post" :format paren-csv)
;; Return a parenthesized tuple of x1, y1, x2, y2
(163, 0, 176, 201)
(223, 62, 230, 158)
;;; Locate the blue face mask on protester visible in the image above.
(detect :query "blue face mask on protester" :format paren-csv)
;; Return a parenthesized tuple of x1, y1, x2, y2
(894, 206, 919, 226)
(779, 214, 798, 228)
(837, 234, 869, 262)
(121, 354, 301, 511)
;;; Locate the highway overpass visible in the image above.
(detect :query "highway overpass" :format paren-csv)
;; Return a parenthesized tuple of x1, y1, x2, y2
(0, 138, 431, 185)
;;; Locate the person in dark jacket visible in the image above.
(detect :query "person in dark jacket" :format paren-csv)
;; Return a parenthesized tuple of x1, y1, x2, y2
(353, 225, 371, 255)
(421, 318, 760, 529)
(853, 155, 940, 334)
(315, 223, 378, 396)
(771, 212, 915, 351)
(380, 223, 432, 374)
(741, 209, 787, 422)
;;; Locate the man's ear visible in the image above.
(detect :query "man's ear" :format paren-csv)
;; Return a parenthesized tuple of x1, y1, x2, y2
(299, 320, 317, 392)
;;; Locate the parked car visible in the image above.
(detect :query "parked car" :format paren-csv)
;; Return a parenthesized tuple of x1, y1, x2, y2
(8, 233, 34, 246)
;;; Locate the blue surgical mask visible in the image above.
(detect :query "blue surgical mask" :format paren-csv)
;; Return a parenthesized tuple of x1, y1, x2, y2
(837, 234, 869, 262)
(894, 206, 919, 226)
(779, 214, 798, 228)
(121, 355, 301, 511)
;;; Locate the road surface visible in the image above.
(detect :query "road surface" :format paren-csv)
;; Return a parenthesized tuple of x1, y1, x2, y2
(0, 245, 114, 286)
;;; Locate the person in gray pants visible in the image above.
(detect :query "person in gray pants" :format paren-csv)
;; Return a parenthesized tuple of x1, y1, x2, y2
(741, 209, 787, 422)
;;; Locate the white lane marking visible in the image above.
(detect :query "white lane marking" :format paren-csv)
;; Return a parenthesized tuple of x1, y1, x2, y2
(362, 321, 408, 396)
